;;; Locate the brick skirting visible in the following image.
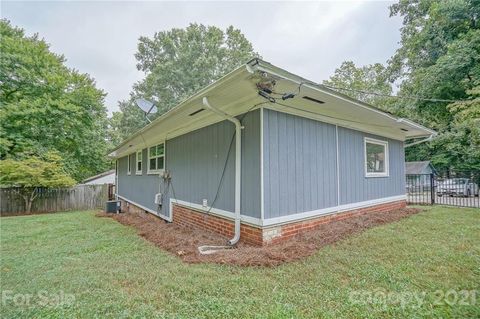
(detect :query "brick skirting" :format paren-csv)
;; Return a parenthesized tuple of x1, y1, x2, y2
(120, 199, 146, 215)
(119, 198, 406, 246)
(172, 204, 263, 246)
(172, 200, 406, 246)
(263, 200, 406, 245)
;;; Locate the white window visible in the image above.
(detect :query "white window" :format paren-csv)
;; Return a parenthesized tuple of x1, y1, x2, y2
(148, 143, 165, 174)
(127, 154, 131, 175)
(136, 150, 143, 175)
(364, 137, 389, 177)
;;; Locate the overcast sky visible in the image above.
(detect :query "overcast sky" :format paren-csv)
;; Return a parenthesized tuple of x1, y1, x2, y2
(2, 1, 402, 114)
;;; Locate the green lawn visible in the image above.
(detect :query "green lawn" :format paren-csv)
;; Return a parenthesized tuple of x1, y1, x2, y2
(1, 206, 479, 318)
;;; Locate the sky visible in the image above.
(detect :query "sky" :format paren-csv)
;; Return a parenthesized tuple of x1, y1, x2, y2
(1, 1, 403, 114)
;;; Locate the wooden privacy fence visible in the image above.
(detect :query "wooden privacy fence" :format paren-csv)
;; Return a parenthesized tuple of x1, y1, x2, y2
(0, 184, 110, 216)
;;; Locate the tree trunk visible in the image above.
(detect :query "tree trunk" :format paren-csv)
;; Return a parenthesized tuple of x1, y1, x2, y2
(25, 198, 33, 214)
(23, 188, 38, 214)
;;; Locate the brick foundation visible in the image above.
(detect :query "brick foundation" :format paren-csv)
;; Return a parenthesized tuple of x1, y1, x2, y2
(172, 200, 406, 246)
(120, 198, 406, 246)
(120, 200, 146, 215)
(172, 204, 263, 246)
(263, 200, 406, 245)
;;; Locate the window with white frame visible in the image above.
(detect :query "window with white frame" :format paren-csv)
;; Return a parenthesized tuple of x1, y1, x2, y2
(148, 143, 164, 173)
(136, 150, 143, 175)
(364, 137, 389, 177)
(127, 154, 131, 175)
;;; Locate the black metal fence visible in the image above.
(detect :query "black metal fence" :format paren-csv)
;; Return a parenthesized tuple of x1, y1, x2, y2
(406, 171, 480, 208)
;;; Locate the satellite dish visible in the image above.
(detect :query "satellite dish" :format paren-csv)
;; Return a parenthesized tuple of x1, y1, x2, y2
(135, 98, 158, 114)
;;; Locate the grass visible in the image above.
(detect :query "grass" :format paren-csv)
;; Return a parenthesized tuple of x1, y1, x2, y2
(1, 206, 479, 318)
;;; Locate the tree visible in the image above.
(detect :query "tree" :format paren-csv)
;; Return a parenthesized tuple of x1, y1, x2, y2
(322, 61, 393, 109)
(322, 1, 479, 171)
(109, 23, 258, 142)
(0, 20, 110, 180)
(386, 0, 480, 171)
(0, 152, 76, 213)
(406, 85, 480, 170)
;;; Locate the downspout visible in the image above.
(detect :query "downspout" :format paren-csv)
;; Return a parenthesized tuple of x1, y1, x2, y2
(405, 134, 435, 147)
(397, 118, 437, 148)
(202, 97, 242, 245)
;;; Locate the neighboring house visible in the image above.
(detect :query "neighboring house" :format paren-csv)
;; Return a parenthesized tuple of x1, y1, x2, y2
(405, 161, 437, 192)
(406, 161, 437, 176)
(109, 59, 435, 245)
(82, 170, 115, 185)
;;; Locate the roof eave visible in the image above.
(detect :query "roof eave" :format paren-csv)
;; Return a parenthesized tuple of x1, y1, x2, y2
(109, 58, 436, 158)
(108, 62, 253, 157)
(251, 60, 437, 139)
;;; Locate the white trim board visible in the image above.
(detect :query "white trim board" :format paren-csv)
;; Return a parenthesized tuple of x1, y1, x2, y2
(364, 137, 390, 178)
(117, 194, 406, 229)
(116, 194, 172, 222)
(262, 195, 406, 227)
(147, 142, 166, 175)
(135, 150, 143, 175)
(127, 153, 132, 175)
(260, 107, 265, 221)
(170, 198, 262, 227)
(170, 195, 406, 228)
(335, 125, 340, 206)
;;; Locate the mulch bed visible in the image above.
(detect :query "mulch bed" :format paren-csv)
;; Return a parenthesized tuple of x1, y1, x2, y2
(96, 207, 421, 267)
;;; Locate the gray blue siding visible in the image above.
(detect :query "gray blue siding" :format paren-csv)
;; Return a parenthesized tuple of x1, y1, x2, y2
(337, 127, 405, 205)
(117, 110, 261, 219)
(263, 109, 406, 219)
(117, 148, 160, 213)
(263, 109, 338, 219)
(118, 107, 406, 223)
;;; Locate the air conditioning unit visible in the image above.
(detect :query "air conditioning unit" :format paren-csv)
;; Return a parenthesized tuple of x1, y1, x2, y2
(154, 193, 162, 205)
(105, 200, 120, 213)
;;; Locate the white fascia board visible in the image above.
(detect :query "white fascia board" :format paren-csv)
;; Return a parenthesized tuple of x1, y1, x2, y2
(109, 65, 251, 158)
(262, 105, 406, 141)
(396, 118, 437, 136)
(110, 58, 435, 159)
(252, 60, 435, 139)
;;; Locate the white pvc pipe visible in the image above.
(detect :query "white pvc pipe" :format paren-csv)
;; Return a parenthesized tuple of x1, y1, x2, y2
(202, 97, 242, 245)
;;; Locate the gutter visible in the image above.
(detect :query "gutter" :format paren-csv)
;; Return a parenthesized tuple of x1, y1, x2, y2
(249, 59, 437, 138)
(202, 97, 242, 245)
(108, 64, 248, 158)
(396, 118, 437, 147)
(396, 118, 437, 137)
(404, 134, 435, 147)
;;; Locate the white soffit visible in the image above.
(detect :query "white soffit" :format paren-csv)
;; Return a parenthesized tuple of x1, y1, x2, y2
(111, 67, 261, 158)
(253, 60, 435, 140)
(110, 59, 435, 158)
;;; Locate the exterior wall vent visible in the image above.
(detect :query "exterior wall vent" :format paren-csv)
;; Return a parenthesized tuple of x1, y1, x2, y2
(302, 96, 325, 104)
(189, 108, 205, 116)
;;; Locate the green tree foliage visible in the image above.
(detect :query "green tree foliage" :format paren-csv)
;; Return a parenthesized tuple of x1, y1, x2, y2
(407, 86, 480, 170)
(325, 1, 479, 171)
(0, 152, 75, 213)
(388, 0, 480, 171)
(0, 20, 110, 180)
(109, 23, 258, 142)
(322, 61, 393, 109)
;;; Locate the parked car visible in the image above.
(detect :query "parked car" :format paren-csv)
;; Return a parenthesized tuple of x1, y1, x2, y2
(437, 178, 479, 197)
